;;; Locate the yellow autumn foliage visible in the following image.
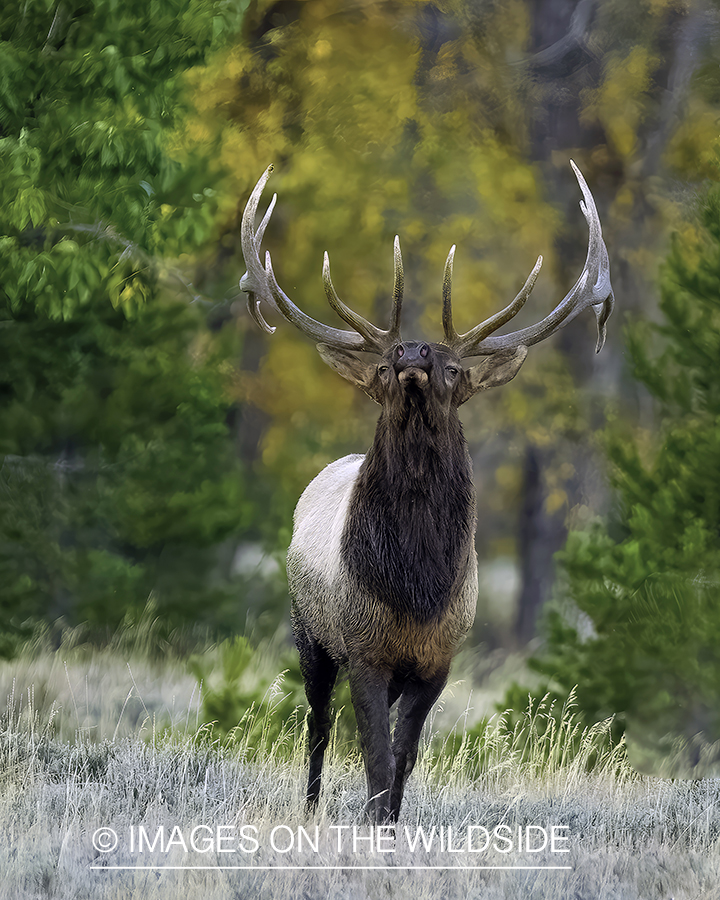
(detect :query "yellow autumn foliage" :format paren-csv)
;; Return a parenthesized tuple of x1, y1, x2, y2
(168, 0, 720, 521)
(582, 46, 658, 161)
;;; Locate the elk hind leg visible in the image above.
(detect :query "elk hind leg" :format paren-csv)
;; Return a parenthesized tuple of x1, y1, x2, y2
(296, 629, 338, 809)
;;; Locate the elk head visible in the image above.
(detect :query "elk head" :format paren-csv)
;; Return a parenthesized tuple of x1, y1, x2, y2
(239, 163, 614, 407)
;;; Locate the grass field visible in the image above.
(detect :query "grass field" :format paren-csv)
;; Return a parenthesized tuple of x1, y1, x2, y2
(1, 633, 719, 900)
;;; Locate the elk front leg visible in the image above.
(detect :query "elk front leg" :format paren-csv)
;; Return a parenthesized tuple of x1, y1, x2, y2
(348, 664, 394, 824)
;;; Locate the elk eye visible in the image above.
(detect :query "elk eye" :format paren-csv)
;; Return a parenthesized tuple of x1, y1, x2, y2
(378, 365, 389, 374)
(445, 366, 459, 377)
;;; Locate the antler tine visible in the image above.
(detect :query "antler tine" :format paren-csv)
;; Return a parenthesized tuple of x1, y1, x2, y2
(320, 254, 388, 352)
(447, 161, 614, 358)
(240, 166, 391, 352)
(263, 252, 365, 350)
(444, 255, 543, 355)
(388, 235, 404, 340)
(442, 245, 457, 344)
(255, 191, 277, 249)
(246, 192, 278, 333)
(239, 165, 276, 333)
(321, 237, 404, 352)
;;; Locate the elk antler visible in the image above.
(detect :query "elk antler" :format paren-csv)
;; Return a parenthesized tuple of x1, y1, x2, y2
(241, 162, 613, 359)
(239, 165, 403, 354)
(442, 160, 614, 357)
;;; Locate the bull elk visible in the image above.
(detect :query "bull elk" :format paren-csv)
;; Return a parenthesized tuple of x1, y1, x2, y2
(239, 162, 614, 823)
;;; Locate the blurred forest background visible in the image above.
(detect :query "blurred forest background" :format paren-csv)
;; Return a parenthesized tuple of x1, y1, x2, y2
(3, 0, 720, 766)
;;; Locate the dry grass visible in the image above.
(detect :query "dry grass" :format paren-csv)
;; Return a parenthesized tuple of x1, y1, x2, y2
(1, 641, 719, 899)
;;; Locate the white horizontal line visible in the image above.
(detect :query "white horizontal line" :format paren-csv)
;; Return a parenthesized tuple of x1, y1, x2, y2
(91, 865, 573, 871)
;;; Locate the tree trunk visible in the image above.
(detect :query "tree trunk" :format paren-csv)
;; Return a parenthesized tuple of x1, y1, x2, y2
(514, 444, 567, 644)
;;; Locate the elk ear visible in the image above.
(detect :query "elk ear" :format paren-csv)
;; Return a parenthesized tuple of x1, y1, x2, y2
(456, 346, 528, 405)
(316, 343, 383, 404)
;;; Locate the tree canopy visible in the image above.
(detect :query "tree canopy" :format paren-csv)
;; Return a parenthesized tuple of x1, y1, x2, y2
(0, 0, 258, 647)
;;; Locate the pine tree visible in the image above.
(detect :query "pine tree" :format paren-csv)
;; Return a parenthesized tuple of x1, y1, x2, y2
(528, 179, 720, 768)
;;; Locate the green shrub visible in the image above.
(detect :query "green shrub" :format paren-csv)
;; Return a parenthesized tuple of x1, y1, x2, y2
(190, 633, 358, 757)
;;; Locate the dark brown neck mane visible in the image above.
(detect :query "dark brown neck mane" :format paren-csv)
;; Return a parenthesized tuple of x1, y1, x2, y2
(342, 395, 476, 622)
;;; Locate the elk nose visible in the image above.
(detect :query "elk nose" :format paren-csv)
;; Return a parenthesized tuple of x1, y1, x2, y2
(394, 342, 431, 370)
(395, 342, 431, 386)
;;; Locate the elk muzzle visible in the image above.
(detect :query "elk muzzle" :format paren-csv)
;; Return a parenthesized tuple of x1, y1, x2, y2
(395, 342, 431, 387)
